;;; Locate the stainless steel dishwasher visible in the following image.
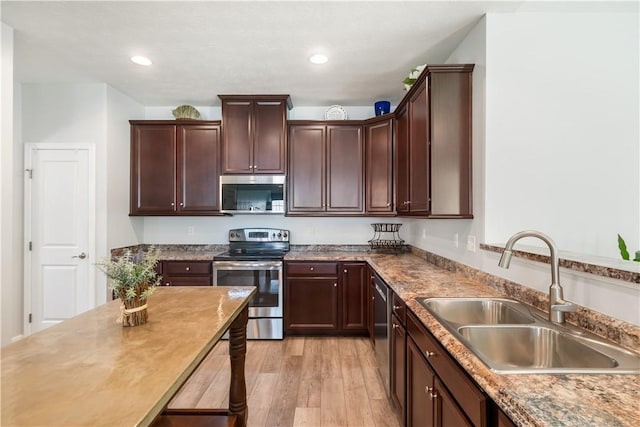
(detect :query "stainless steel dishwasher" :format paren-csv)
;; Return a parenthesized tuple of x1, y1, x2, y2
(373, 273, 391, 396)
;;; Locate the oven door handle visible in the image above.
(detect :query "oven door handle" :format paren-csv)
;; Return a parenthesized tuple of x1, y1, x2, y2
(213, 261, 283, 270)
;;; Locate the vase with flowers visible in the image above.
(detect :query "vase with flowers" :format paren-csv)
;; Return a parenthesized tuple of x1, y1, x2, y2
(97, 247, 162, 326)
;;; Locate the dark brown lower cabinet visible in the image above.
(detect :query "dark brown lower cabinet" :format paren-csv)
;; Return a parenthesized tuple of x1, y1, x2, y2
(437, 377, 473, 427)
(406, 311, 491, 427)
(367, 266, 375, 348)
(341, 262, 367, 331)
(284, 261, 368, 334)
(497, 410, 517, 427)
(391, 313, 407, 425)
(407, 337, 435, 427)
(286, 277, 339, 330)
(160, 261, 212, 287)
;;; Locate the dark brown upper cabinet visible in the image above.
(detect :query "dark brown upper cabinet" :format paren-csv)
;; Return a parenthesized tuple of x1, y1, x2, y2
(219, 95, 292, 174)
(130, 120, 222, 216)
(364, 115, 394, 215)
(395, 64, 474, 218)
(287, 122, 364, 215)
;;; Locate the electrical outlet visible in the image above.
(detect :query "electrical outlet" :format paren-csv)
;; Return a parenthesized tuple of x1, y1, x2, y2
(467, 235, 476, 252)
(187, 226, 195, 236)
(453, 233, 459, 248)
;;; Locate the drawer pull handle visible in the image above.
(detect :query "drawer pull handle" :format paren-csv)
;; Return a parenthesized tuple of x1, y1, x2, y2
(185, 267, 190, 271)
(310, 267, 314, 271)
(425, 351, 435, 357)
(393, 305, 401, 310)
(344, 269, 347, 273)
(165, 282, 171, 286)
(392, 324, 399, 330)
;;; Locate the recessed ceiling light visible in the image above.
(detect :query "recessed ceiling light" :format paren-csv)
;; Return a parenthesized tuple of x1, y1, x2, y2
(131, 56, 152, 66)
(309, 54, 328, 65)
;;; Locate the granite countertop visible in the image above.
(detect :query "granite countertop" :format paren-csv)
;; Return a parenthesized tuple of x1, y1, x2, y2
(1, 286, 255, 427)
(285, 251, 640, 427)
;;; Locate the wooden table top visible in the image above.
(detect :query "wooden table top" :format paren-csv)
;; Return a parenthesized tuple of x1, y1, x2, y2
(1, 286, 255, 427)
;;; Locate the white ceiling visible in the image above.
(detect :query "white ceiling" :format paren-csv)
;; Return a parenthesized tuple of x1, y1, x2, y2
(1, 1, 631, 107)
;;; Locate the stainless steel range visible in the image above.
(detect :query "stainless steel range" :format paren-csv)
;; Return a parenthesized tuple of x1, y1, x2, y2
(212, 228, 289, 339)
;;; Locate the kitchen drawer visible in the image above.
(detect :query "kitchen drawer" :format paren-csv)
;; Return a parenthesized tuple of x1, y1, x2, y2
(164, 261, 212, 276)
(286, 262, 338, 276)
(407, 311, 487, 427)
(162, 276, 212, 287)
(392, 292, 406, 325)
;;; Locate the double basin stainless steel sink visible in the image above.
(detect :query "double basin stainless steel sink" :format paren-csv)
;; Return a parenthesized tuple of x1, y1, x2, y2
(416, 297, 640, 374)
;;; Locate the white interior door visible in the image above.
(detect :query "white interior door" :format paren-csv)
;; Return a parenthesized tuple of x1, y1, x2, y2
(25, 144, 95, 334)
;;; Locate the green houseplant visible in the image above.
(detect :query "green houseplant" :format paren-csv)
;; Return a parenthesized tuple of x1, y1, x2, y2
(97, 247, 162, 326)
(617, 234, 640, 262)
(402, 64, 426, 91)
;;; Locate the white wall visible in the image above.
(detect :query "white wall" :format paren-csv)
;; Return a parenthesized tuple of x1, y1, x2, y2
(142, 216, 400, 245)
(408, 13, 640, 325)
(1, 22, 22, 345)
(484, 12, 639, 258)
(145, 106, 220, 120)
(143, 105, 388, 121)
(106, 86, 144, 251)
(0, 83, 144, 343)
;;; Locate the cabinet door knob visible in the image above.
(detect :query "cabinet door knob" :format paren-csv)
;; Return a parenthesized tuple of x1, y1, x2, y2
(425, 386, 433, 394)
(170, 202, 175, 207)
(344, 269, 348, 273)
(179, 202, 184, 207)
(393, 324, 399, 330)
(165, 282, 171, 286)
(185, 266, 190, 271)
(334, 283, 337, 287)
(425, 350, 435, 357)
(393, 305, 401, 310)
(309, 267, 314, 271)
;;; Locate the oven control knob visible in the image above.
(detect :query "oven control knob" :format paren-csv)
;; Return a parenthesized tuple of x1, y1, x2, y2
(283, 231, 288, 239)
(277, 232, 282, 239)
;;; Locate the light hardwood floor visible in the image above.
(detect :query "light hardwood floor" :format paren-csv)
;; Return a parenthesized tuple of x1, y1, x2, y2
(168, 336, 402, 427)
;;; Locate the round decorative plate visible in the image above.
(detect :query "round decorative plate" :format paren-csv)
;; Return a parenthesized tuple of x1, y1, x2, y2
(324, 105, 348, 120)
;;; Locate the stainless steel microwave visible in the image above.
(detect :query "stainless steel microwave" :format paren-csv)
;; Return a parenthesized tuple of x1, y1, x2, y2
(220, 175, 285, 214)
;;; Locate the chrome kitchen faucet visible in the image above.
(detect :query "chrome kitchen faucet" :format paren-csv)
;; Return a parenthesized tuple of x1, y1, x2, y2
(498, 230, 576, 324)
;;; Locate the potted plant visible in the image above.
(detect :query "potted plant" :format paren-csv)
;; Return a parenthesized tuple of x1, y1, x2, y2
(402, 64, 426, 91)
(617, 234, 640, 262)
(97, 247, 162, 326)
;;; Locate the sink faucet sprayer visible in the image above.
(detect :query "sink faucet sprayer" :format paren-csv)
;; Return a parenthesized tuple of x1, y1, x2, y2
(498, 230, 576, 324)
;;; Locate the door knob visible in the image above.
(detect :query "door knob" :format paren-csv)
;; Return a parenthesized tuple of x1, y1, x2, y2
(72, 252, 87, 259)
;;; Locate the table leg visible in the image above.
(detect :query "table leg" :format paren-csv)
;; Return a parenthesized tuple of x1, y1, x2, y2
(228, 305, 249, 427)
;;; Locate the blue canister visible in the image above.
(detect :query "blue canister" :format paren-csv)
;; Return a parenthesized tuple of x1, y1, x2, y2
(374, 101, 391, 116)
